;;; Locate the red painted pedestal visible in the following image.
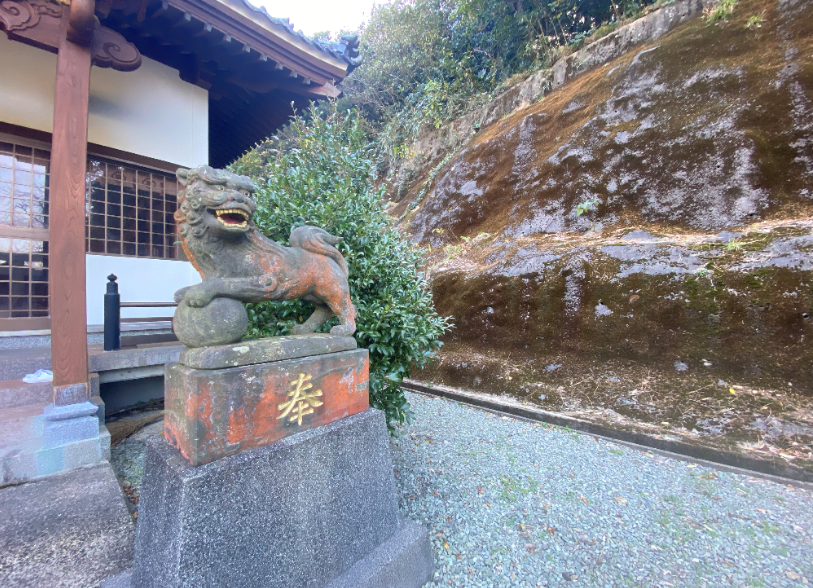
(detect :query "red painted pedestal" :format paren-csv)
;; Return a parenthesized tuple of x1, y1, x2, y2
(164, 348, 369, 466)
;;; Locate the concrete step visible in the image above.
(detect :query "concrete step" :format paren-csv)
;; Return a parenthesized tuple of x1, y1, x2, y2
(0, 348, 50, 381)
(0, 379, 52, 410)
(0, 462, 135, 587)
(0, 403, 46, 449)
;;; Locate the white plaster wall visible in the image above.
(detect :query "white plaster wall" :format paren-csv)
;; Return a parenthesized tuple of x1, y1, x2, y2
(86, 255, 201, 326)
(0, 35, 57, 135)
(0, 35, 208, 167)
(88, 58, 208, 167)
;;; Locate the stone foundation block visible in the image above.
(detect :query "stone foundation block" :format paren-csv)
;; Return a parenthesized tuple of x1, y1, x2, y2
(132, 408, 433, 588)
(164, 348, 369, 465)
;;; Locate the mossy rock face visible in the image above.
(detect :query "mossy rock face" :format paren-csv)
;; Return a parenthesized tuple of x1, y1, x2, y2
(173, 298, 249, 348)
(399, 0, 813, 249)
(424, 224, 813, 392)
(397, 0, 813, 399)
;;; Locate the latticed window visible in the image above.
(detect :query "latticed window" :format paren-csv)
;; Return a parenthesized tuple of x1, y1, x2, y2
(0, 137, 181, 320)
(86, 159, 180, 259)
(0, 141, 50, 319)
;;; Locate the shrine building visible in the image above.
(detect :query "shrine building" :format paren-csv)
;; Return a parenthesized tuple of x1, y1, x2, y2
(0, 0, 358, 483)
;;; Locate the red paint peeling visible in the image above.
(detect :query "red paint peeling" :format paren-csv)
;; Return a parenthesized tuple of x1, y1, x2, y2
(164, 350, 369, 465)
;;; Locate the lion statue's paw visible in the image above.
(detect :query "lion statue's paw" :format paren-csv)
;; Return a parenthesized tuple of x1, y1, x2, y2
(330, 324, 356, 337)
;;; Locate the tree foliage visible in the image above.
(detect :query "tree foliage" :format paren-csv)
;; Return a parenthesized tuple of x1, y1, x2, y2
(233, 104, 450, 428)
(339, 0, 660, 161)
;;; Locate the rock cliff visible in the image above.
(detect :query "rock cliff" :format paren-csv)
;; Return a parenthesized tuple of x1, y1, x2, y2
(394, 0, 813, 465)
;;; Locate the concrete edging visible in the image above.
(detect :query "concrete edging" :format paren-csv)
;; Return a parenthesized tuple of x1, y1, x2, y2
(402, 380, 813, 488)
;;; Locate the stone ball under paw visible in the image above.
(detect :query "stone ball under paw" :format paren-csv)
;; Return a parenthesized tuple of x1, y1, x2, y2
(173, 297, 249, 348)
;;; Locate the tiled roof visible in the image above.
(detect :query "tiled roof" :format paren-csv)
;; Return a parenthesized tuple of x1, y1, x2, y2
(241, 0, 362, 71)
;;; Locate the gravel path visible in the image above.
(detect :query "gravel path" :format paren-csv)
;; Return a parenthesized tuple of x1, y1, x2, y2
(392, 392, 813, 588)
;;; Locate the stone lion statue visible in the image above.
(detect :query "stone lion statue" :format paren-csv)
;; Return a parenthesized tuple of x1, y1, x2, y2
(172, 165, 356, 346)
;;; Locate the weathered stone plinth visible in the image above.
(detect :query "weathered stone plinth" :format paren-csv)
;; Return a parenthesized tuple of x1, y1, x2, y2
(131, 409, 434, 588)
(164, 338, 369, 466)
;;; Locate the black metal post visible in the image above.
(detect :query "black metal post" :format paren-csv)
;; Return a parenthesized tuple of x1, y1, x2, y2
(104, 274, 120, 351)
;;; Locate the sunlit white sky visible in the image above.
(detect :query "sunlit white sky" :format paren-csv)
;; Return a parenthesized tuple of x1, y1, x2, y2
(254, 0, 379, 37)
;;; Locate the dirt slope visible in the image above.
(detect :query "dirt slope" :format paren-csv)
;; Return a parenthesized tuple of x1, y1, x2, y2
(396, 0, 813, 469)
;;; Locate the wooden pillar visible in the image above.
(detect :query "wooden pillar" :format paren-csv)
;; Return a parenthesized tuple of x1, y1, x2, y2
(49, 13, 93, 406)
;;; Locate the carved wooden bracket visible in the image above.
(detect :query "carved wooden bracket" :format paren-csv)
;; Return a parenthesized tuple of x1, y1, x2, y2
(90, 18, 141, 70)
(0, 0, 141, 71)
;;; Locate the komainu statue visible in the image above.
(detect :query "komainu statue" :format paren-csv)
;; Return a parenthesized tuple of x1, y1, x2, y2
(172, 165, 356, 347)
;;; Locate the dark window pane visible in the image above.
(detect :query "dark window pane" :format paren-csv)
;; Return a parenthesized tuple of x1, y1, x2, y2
(137, 232, 149, 244)
(11, 282, 29, 296)
(107, 228, 121, 241)
(30, 269, 47, 283)
(137, 243, 149, 256)
(137, 219, 149, 232)
(31, 282, 47, 296)
(90, 239, 105, 253)
(0, 282, 8, 295)
(151, 245, 164, 258)
(107, 203, 121, 217)
(31, 297, 48, 310)
(90, 226, 105, 240)
(107, 241, 121, 254)
(123, 216, 136, 231)
(123, 242, 136, 256)
(107, 216, 120, 229)
(11, 267, 28, 281)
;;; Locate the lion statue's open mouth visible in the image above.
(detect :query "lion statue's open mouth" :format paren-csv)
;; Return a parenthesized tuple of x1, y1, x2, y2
(211, 206, 251, 230)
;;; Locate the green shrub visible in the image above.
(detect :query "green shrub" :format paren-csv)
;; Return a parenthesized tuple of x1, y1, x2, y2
(704, 0, 738, 23)
(232, 104, 450, 428)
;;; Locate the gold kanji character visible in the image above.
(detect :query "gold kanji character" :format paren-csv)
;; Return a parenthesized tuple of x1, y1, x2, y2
(278, 373, 324, 426)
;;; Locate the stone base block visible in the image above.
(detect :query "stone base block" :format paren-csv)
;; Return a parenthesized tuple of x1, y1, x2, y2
(164, 348, 369, 465)
(132, 409, 433, 588)
(0, 400, 108, 485)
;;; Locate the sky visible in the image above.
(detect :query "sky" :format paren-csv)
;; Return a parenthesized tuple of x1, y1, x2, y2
(254, 0, 379, 37)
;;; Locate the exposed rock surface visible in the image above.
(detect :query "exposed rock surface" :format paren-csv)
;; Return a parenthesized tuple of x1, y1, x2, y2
(393, 0, 813, 468)
(398, 0, 718, 178)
